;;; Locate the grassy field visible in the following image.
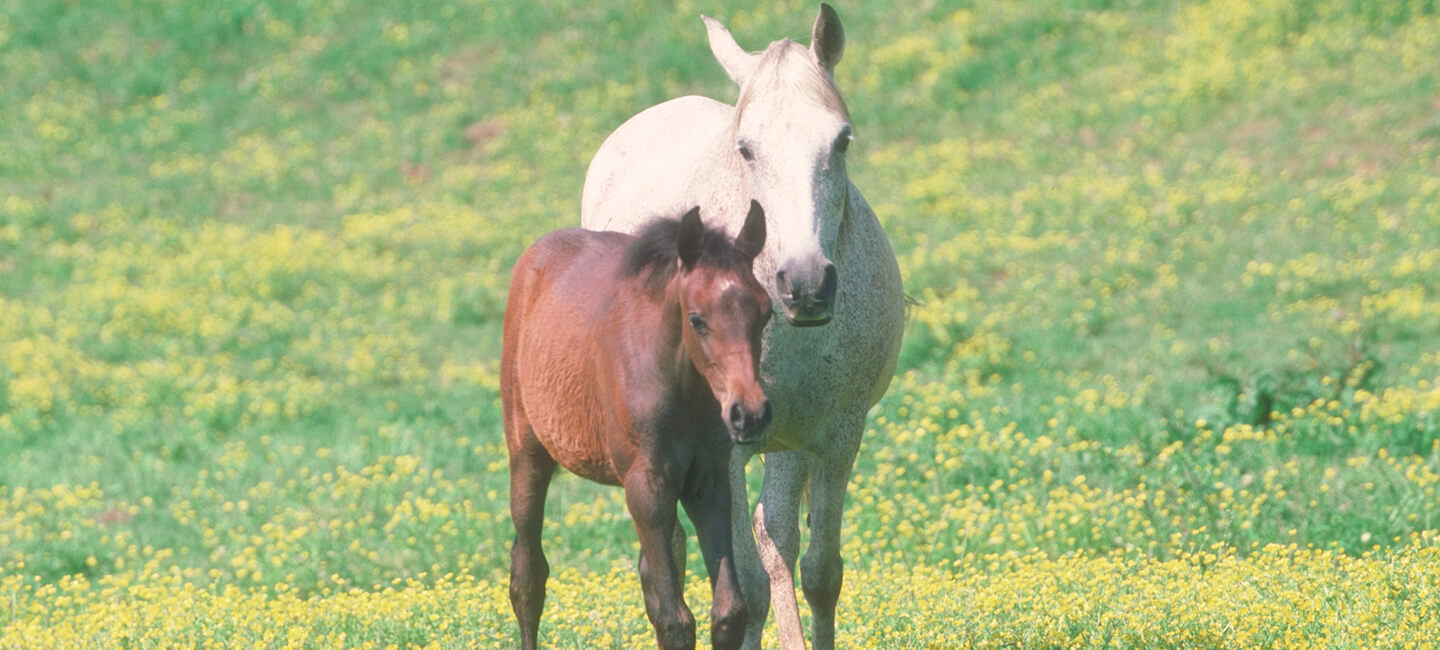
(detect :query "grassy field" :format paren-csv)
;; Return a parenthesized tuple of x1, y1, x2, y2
(3, 0, 1440, 646)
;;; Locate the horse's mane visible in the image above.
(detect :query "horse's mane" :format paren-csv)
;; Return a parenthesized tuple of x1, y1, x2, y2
(735, 39, 849, 122)
(620, 213, 739, 288)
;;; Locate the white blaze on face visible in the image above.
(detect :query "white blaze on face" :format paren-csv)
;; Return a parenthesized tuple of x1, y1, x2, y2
(736, 109, 849, 284)
(732, 47, 850, 273)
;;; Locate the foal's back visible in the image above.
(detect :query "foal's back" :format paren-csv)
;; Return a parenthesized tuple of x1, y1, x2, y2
(501, 228, 644, 485)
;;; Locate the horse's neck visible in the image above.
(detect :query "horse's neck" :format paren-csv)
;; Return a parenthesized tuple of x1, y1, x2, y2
(683, 124, 751, 233)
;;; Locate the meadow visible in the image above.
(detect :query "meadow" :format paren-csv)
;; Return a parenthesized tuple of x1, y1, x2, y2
(2, 0, 1439, 647)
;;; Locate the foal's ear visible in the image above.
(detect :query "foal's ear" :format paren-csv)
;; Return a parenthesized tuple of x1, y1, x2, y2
(735, 201, 766, 261)
(677, 206, 704, 269)
(811, 3, 845, 73)
(703, 14, 757, 87)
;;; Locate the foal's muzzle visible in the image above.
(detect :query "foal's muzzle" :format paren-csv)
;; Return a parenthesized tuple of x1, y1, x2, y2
(727, 399, 772, 446)
(775, 259, 837, 327)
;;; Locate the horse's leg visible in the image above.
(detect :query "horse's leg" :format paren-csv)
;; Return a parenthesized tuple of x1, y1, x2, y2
(799, 414, 864, 650)
(733, 448, 809, 650)
(680, 474, 746, 650)
(507, 436, 556, 650)
(625, 469, 696, 649)
(729, 447, 770, 649)
(753, 503, 807, 650)
(757, 450, 810, 649)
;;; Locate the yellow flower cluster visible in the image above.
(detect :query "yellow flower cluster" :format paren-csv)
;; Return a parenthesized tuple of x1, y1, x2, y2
(5, 538, 1439, 647)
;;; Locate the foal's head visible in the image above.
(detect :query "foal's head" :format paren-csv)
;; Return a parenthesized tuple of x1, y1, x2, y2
(625, 202, 773, 445)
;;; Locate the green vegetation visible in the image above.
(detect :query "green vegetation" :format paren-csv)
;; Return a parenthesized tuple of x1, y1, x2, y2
(3, 0, 1439, 646)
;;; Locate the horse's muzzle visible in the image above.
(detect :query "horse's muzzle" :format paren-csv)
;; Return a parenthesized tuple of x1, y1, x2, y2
(728, 399, 772, 446)
(775, 260, 837, 327)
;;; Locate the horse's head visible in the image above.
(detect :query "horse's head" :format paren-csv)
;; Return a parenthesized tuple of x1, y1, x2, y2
(704, 3, 850, 327)
(675, 202, 773, 445)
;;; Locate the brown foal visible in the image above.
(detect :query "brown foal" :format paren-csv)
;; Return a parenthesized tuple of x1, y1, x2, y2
(501, 203, 772, 649)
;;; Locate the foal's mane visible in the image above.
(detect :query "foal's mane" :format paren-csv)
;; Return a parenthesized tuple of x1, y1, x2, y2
(620, 214, 739, 289)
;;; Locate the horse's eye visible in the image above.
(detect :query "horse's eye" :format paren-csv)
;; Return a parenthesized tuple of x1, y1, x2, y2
(737, 142, 755, 162)
(688, 314, 709, 333)
(834, 126, 853, 154)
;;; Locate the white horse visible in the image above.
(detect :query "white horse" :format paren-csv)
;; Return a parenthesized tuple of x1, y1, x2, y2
(581, 4, 904, 648)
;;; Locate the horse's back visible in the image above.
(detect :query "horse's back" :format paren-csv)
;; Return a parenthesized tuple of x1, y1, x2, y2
(503, 228, 631, 484)
(582, 96, 732, 232)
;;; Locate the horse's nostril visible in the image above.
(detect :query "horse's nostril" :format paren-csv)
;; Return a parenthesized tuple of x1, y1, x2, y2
(729, 402, 746, 430)
(819, 263, 838, 300)
(775, 269, 792, 298)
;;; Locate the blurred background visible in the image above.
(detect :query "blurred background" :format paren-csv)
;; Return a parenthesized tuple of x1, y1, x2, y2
(2, 0, 1439, 646)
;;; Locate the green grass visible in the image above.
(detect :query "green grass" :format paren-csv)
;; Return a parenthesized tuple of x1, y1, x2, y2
(3, 0, 1440, 647)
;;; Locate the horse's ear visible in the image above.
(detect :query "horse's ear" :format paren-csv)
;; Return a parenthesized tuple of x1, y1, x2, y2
(735, 201, 767, 261)
(677, 206, 704, 269)
(811, 3, 845, 72)
(703, 14, 757, 87)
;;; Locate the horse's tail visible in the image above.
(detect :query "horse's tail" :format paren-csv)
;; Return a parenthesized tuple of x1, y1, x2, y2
(902, 290, 922, 323)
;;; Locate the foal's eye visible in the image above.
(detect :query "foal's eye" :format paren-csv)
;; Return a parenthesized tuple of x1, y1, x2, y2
(737, 142, 755, 162)
(688, 314, 709, 333)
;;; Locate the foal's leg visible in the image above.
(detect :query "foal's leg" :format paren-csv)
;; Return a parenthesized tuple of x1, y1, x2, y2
(508, 439, 556, 650)
(639, 515, 686, 593)
(680, 475, 746, 650)
(669, 517, 687, 591)
(799, 414, 864, 650)
(625, 469, 695, 649)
